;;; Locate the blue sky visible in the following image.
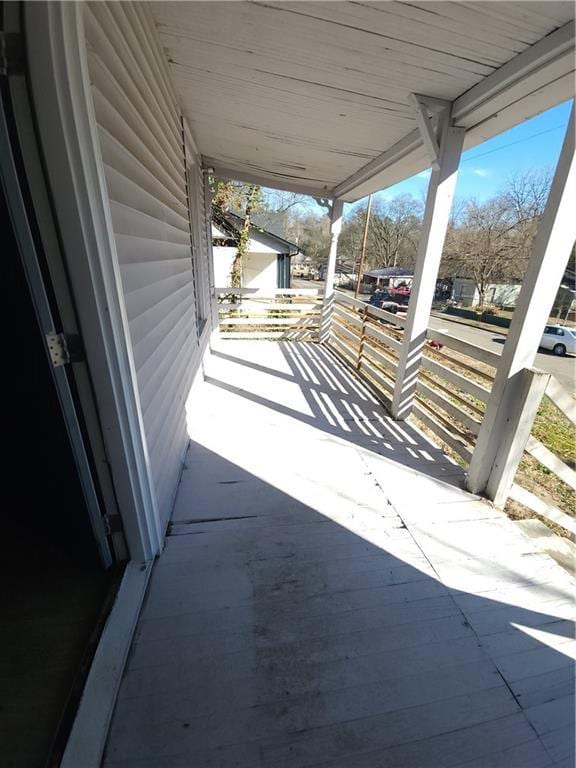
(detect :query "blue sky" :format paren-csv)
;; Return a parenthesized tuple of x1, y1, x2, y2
(361, 100, 573, 210)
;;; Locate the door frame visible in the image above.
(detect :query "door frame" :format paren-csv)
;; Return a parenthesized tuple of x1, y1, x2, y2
(0, 91, 117, 568)
(17, 1, 163, 562)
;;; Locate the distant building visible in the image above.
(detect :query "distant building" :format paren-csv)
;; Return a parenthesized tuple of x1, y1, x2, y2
(212, 209, 299, 289)
(451, 278, 521, 307)
(362, 267, 413, 296)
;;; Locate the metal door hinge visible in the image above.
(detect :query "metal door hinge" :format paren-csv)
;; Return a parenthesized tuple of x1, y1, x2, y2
(46, 332, 70, 367)
(46, 332, 84, 367)
(103, 513, 123, 536)
(0, 32, 24, 77)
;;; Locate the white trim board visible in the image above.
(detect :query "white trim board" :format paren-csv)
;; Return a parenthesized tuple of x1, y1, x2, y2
(60, 561, 154, 768)
(24, 2, 163, 561)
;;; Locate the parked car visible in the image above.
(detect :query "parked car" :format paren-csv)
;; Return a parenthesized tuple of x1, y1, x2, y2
(539, 325, 576, 356)
(388, 287, 411, 305)
(369, 289, 399, 314)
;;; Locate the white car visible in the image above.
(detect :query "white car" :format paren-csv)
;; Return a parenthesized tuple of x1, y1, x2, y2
(539, 325, 576, 356)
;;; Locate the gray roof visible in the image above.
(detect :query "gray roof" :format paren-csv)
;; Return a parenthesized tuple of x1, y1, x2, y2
(364, 267, 413, 278)
(212, 208, 299, 254)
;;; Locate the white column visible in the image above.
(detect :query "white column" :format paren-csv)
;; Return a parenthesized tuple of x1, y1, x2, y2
(485, 368, 551, 507)
(320, 198, 344, 342)
(391, 120, 465, 419)
(467, 103, 576, 496)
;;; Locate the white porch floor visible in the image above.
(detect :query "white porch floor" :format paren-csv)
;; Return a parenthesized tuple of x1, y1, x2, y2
(104, 341, 575, 767)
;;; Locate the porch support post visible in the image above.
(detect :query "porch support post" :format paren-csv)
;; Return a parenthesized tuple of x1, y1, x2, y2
(391, 114, 465, 419)
(320, 198, 344, 342)
(485, 369, 550, 507)
(467, 103, 576, 497)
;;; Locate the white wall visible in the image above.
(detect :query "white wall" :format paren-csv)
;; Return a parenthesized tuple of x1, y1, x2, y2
(452, 278, 477, 306)
(243, 253, 278, 288)
(213, 246, 235, 288)
(213, 246, 278, 289)
(84, 2, 211, 529)
(490, 284, 521, 307)
(452, 278, 520, 307)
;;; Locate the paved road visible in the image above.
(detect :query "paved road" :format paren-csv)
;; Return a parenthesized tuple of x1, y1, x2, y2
(429, 315, 575, 392)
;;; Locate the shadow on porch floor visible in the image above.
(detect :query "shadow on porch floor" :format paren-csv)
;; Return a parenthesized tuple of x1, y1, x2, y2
(103, 341, 574, 768)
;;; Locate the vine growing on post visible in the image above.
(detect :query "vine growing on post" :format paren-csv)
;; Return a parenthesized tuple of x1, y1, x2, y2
(230, 184, 260, 288)
(211, 179, 262, 291)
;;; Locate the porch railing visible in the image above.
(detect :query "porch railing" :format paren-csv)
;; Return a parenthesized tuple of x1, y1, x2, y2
(214, 288, 574, 531)
(328, 291, 575, 533)
(215, 287, 322, 341)
(328, 291, 494, 465)
(509, 378, 576, 534)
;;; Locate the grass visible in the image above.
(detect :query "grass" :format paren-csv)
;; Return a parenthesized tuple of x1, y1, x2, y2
(510, 395, 575, 533)
(416, 345, 575, 536)
(532, 396, 575, 467)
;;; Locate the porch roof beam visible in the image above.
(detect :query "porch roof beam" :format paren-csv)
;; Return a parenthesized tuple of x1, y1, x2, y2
(334, 22, 574, 202)
(409, 94, 446, 171)
(204, 159, 334, 199)
(451, 21, 574, 126)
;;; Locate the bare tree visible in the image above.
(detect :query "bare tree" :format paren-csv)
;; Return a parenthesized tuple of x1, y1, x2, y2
(501, 168, 551, 264)
(368, 194, 422, 269)
(337, 194, 422, 272)
(442, 170, 552, 306)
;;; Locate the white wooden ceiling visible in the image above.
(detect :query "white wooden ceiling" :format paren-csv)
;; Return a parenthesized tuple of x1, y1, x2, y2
(150, 1, 575, 200)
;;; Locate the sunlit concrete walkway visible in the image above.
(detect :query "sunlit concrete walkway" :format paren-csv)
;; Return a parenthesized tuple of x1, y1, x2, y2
(104, 341, 575, 767)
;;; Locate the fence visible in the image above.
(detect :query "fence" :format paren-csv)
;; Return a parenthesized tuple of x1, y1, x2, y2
(327, 291, 575, 533)
(510, 378, 576, 535)
(215, 287, 322, 341)
(328, 291, 495, 466)
(215, 288, 574, 532)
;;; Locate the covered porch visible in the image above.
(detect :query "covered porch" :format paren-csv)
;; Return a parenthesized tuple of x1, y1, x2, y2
(103, 340, 574, 767)
(5, 3, 574, 766)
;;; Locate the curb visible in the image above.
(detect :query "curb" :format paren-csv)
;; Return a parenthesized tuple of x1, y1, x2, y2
(430, 310, 509, 335)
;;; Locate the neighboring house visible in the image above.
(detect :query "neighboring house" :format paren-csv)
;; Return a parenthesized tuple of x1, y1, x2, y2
(291, 252, 316, 279)
(212, 209, 298, 289)
(318, 261, 357, 287)
(362, 267, 414, 290)
(451, 278, 521, 307)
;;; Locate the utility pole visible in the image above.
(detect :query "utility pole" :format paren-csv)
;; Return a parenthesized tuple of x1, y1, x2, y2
(354, 194, 372, 299)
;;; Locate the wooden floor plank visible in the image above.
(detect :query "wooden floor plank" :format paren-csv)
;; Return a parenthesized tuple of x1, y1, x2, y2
(103, 341, 575, 767)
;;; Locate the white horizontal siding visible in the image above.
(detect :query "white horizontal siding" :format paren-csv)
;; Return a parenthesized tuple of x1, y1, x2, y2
(85, 1, 209, 528)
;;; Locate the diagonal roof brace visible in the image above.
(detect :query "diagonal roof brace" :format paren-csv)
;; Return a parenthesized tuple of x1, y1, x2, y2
(409, 93, 451, 171)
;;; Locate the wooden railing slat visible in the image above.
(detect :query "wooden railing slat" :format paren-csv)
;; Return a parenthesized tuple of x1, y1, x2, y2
(422, 357, 491, 403)
(545, 376, 576, 424)
(426, 328, 500, 368)
(216, 287, 321, 296)
(509, 483, 576, 535)
(411, 401, 473, 464)
(365, 323, 402, 352)
(525, 436, 576, 490)
(416, 379, 482, 436)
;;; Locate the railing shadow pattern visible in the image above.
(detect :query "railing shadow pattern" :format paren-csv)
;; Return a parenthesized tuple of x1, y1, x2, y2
(102, 339, 575, 768)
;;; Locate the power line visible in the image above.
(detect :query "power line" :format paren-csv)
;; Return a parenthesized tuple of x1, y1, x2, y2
(462, 124, 565, 164)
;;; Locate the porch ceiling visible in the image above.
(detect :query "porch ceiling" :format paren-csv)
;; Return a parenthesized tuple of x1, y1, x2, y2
(150, 1, 575, 201)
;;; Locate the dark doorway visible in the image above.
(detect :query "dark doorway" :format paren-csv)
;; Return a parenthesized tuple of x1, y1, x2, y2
(0, 179, 117, 768)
